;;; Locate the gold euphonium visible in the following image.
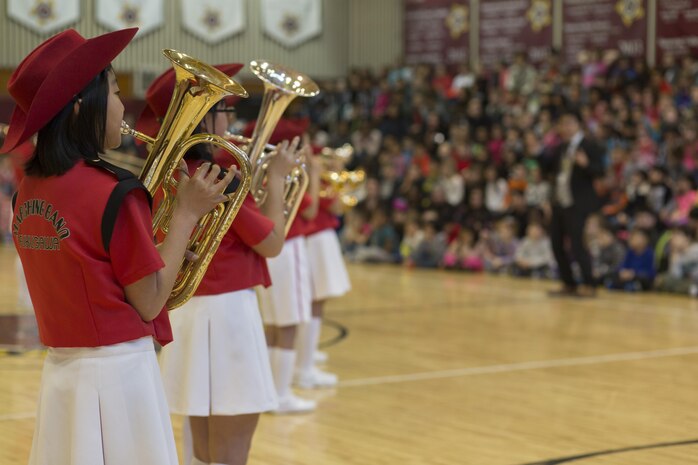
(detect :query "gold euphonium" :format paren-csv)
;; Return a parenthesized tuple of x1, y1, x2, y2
(226, 60, 319, 235)
(318, 144, 365, 208)
(121, 49, 252, 309)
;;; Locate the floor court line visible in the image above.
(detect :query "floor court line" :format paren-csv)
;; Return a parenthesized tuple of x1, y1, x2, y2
(338, 345, 698, 388)
(5, 347, 698, 421)
(0, 412, 35, 421)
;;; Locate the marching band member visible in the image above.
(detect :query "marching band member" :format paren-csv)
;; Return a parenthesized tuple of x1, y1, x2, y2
(249, 118, 323, 413)
(139, 65, 302, 465)
(1, 128, 34, 313)
(295, 148, 352, 388)
(4, 28, 234, 465)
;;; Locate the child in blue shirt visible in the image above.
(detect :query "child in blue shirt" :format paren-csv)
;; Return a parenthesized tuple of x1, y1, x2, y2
(606, 228, 655, 291)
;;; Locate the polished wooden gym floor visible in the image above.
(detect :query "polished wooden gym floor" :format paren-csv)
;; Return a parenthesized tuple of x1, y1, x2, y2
(3, 243, 698, 464)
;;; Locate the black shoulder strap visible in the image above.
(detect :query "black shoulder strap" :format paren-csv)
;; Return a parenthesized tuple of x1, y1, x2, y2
(101, 178, 151, 252)
(84, 158, 153, 252)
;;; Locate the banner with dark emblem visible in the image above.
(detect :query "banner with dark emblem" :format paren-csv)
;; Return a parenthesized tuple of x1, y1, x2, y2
(404, 0, 470, 65)
(562, 0, 647, 64)
(95, 0, 164, 38)
(7, 0, 80, 34)
(181, 0, 245, 43)
(478, 0, 553, 67)
(261, 0, 322, 48)
(656, 0, 698, 62)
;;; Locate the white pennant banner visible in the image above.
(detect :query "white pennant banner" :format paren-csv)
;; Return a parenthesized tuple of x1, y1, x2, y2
(181, 0, 245, 44)
(261, 0, 322, 48)
(95, 0, 164, 39)
(7, 0, 80, 34)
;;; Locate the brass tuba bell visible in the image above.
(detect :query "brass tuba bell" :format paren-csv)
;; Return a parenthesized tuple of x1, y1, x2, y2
(121, 49, 252, 309)
(226, 60, 319, 235)
(318, 144, 364, 208)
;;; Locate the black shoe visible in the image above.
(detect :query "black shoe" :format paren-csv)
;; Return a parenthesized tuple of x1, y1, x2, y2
(547, 286, 577, 297)
(575, 285, 597, 298)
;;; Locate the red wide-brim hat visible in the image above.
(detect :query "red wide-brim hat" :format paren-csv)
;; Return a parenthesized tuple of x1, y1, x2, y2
(1, 28, 138, 153)
(242, 117, 310, 145)
(135, 63, 244, 139)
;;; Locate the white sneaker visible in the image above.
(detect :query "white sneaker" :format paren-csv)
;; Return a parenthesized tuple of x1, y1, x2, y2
(294, 368, 338, 389)
(271, 394, 317, 414)
(314, 351, 329, 364)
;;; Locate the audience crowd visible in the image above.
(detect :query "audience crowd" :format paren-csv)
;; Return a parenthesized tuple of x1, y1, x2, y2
(306, 49, 698, 297)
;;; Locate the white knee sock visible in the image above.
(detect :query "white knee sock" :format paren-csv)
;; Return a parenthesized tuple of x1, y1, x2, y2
(191, 458, 226, 465)
(268, 346, 277, 367)
(182, 417, 193, 465)
(295, 318, 321, 374)
(271, 348, 296, 399)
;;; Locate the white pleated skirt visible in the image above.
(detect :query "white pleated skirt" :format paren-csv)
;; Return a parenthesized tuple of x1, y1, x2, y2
(29, 337, 178, 465)
(159, 289, 278, 416)
(306, 229, 351, 301)
(16, 255, 33, 311)
(258, 236, 312, 326)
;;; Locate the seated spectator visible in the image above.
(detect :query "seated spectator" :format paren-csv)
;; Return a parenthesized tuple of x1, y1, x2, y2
(410, 222, 447, 268)
(662, 174, 697, 226)
(647, 166, 672, 215)
(590, 225, 626, 285)
(451, 63, 476, 95)
(505, 52, 537, 96)
(400, 220, 424, 264)
(349, 209, 400, 263)
(458, 187, 492, 237)
(525, 165, 551, 208)
(436, 158, 465, 206)
(507, 190, 530, 238)
(655, 226, 698, 295)
(512, 222, 555, 278)
(605, 228, 656, 291)
(484, 165, 508, 215)
(442, 227, 484, 271)
(480, 217, 519, 273)
(630, 208, 662, 246)
(688, 207, 698, 236)
(625, 170, 650, 215)
(507, 164, 528, 197)
(340, 209, 370, 254)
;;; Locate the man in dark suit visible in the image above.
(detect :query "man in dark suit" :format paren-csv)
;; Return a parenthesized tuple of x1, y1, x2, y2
(545, 110, 605, 297)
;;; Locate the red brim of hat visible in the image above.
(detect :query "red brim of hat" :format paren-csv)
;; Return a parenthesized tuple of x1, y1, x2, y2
(1, 28, 138, 153)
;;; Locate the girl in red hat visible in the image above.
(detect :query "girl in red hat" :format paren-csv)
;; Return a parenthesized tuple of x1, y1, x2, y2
(294, 146, 352, 389)
(144, 65, 304, 465)
(250, 118, 323, 414)
(4, 28, 234, 465)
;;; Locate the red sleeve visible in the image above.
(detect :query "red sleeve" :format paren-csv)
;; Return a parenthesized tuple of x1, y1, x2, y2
(110, 189, 165, 287)
(299, 193, 312, 212)
(232, 194, 275, 247)
(319, 196, 336, 211)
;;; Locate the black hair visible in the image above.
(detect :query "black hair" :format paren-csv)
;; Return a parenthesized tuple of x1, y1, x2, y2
(680, 173, 697, 190)
(183, 124, 213, 162)
(560, 108, 582, 122)
(673, 225, 693, 237)
(26, 66, 112, 177)
(630, 227, 651, 240)
(183, 101, 227, 162)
